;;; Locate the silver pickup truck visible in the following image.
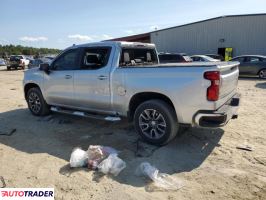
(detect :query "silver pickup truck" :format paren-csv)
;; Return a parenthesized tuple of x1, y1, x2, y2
(23, 41, 240, 145)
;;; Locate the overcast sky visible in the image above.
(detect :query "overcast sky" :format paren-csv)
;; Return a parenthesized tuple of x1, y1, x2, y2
(1, 0, 266, 49)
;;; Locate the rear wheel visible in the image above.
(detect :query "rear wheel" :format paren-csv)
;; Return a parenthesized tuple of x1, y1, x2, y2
(26, 87, 50, 116)
(134, 100, 179, 146)
(7, 66, 11, 70)
(258, 69, 266, 79)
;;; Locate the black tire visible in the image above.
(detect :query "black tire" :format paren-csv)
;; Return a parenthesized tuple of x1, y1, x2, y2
(134, 99, 179, 146)
(26, 87, 50, 116)
(7, 66, 11, 71)
(258, 69, 266, 79)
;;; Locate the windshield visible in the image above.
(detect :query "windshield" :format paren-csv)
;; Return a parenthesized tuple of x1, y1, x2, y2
(10, 56, 23, 61)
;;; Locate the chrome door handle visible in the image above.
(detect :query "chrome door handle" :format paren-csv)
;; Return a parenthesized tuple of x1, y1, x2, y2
(65, 75, 72, 79)
(98, 75, 108, 80)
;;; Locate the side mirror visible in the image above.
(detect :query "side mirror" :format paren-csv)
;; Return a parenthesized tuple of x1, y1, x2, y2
(40, 63, 50, 74)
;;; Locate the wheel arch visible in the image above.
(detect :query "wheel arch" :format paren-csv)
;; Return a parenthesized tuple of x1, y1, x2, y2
(128, 92, 177, 122)
(257, 68, 266, 75)
(24, 83, 41, 99)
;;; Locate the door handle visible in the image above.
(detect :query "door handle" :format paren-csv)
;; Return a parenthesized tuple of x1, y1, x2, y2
(97, 75, 108, 80)
(65, 75, 72, 79)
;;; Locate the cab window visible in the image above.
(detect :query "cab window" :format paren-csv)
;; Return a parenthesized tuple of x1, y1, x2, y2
(80, 47, 111, 70)
(52, 49, 80, 70)
(120, 48, 158, 67)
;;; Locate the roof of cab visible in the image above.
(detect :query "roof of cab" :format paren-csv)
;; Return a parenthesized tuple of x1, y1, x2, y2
(67, 41, 156, 49)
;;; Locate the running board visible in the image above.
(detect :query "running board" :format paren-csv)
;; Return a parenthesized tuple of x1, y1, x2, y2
(50, 106, 121, 121)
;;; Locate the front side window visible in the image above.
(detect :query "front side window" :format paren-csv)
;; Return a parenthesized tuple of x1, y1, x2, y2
(120, 48, 158, 67)
(192, 56, 200, 61)
(80, 47, 111, 70)
(52, 49, 79, 70)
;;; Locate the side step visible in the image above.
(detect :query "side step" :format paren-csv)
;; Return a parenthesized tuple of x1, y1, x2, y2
(50, 106, 121, 122)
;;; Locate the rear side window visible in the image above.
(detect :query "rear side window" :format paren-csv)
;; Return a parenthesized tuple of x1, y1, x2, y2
(80, 47, 111, 70)
(192, 56, 200, 61)
(159, 54, 172, 61)
(170, 55, 183, 61)
(120, 48, 158, 67)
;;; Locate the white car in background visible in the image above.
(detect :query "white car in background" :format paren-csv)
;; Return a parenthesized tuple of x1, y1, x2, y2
(191, 55, 220, 62)
(0, 58, 7, 66)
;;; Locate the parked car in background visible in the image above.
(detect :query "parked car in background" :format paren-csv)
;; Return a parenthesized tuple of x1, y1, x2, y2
(44, 56, 55, 61)
(24, 41, 240, 145)
(28, 58, 52, 69)
(205, 54, 224, 61)
(191, 55, 220, 62)
(230, 55, 266, 78)
(0, 58, 7, 66)
(7, 55, 30, 70)
(158, 53, 192, 63)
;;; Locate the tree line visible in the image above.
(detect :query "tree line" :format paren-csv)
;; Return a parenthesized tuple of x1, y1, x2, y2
(0, 45, 61, 57)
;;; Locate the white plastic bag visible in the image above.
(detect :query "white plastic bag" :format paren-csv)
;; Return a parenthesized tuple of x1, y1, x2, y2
(69, 147, 88, 168)
(97, 154, 126, 176)
(87, 145, 119, 169)
(135, 162, 183, 190)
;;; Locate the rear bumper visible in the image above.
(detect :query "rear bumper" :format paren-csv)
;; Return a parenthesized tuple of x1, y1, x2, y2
(193, 93, 240, 128)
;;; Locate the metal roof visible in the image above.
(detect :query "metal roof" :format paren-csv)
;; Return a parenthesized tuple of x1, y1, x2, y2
(150, 13, 266, 33)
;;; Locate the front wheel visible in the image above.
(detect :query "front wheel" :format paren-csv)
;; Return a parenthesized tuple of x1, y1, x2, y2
(26, 87, 50, 116)
(258, 69, 266, 79)
(134, 100, 179, 146)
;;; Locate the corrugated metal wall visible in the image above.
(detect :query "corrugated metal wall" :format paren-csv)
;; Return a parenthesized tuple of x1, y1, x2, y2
(151, 15, 266, 57)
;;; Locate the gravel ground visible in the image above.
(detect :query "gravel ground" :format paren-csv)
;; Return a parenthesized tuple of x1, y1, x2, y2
(0, 69, 266, 200)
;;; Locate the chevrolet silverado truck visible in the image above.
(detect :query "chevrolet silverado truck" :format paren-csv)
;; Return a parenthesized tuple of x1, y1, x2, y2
(23, 41, 240, 145)
(7, 55, 30, 70)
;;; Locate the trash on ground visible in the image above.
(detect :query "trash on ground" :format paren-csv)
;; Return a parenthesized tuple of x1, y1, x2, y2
(135, 139, 160, 157)
(0, 128, 16, 136)
(38, 115, 54, 122)
(69, 147, 88, 168)
(97, 154, 126, 176)
(135, 162, 183, 191)
(254, 156, 266, 166)
(69, 145, 125, 176)
(236, 144, 253, 151)
(87, 145, 119, 169)
(0, 176, 6, 188)
(58, 119, 72, 124)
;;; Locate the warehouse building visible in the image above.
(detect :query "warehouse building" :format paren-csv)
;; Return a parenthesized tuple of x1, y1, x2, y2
(111, 14, 266, 60)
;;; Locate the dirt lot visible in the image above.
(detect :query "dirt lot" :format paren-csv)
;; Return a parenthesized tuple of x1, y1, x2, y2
(0, 69, 266, 200)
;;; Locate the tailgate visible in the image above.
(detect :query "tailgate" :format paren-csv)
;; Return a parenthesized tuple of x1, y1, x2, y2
(218, 62, 239, 99)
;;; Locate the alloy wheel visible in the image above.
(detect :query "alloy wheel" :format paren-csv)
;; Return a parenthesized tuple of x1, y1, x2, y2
(28, 92, 41, 114)
(138, 109, 167, 139)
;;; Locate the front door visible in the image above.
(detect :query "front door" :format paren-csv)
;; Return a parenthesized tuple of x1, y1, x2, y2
(43, 48, 80, 107)
(73, 47, 113, 112)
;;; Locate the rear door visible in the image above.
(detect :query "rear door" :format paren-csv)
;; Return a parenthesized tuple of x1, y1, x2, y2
(232, 57, 247, 74)
(73, 47, 113, 112)
(43, 48, 80, 107)
(244, 56, 263, 75)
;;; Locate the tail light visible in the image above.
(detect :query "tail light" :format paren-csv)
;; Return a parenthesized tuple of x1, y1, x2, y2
(204, 71, 220, 101)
